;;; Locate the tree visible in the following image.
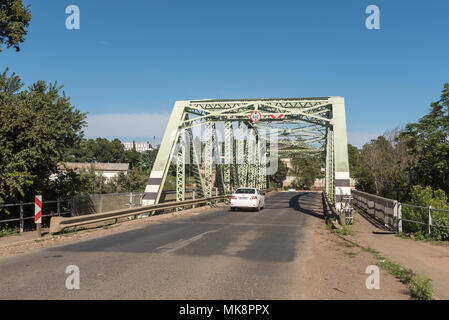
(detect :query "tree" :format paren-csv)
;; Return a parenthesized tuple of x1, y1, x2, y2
(401, 84, 449, 195)
(290, 155, 323, 190)
(0, 68, 86, 203)
(347, 144, 360, 173)
(269, 159, 288, 188)
(0, 0, 32, 52)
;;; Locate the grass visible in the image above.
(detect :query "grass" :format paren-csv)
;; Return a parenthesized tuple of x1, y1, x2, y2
(363, 246, 434, 300)
(396, 232, 447, 246)
(362, 246, 378, 254)
(325, 217, 334, 232)
(409, 274, 434, 300)
(344, 251, 357, 257)
(60, 228, 77, 237)
(325, 217, 354, 236)
(0, 227, 19, 238)
(335, 225, 354, 236)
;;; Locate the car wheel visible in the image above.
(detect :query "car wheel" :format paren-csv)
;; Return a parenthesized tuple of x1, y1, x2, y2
(230, 207, 236, 211)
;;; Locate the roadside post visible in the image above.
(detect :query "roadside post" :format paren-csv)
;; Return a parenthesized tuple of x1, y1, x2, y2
(19, 201, 24, 233)
(35, 195, 42, 237)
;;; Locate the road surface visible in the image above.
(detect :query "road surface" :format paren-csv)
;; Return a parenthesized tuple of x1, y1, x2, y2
(0, 192, 410, 300)
(0, 192, 323, 299)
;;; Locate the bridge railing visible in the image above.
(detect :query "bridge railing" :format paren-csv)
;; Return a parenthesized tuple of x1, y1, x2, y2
(351, 190, 398, 229)
(352, 189, 449, 235)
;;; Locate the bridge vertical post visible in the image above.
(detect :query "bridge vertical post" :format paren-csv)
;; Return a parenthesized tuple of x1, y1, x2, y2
(143, 101, 187, 205)
(329, 97, 351, 212)
(237, 122, 247, 187)
(224, 121, 233, 194)
(204, 122, 214, 199)
(266, 128, 278, 189)
(261, 137, 267, 189)
(212, 124, 225, 195)
(325, 126, 335, 202)
(176, 129, 186, 210)
(247, 128, 256, 187)
(257, 137, 266, 190)
(188, 128, 205, 198)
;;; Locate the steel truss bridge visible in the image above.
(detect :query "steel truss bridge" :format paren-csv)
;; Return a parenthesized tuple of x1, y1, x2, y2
(142, 97, 351, 211)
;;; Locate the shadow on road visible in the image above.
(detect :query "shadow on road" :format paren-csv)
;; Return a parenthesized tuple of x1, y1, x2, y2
(289, 193, 324, 220)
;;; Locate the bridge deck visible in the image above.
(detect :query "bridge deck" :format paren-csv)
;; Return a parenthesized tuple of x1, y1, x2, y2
(0, 192, 408, 299)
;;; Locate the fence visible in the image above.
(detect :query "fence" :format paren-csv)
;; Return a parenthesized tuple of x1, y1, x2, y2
(0, 198, 71, 233)
(352, 189, 449, 236)
(0, 188, 219, 233)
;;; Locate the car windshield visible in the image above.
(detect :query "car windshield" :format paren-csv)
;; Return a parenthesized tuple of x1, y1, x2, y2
(235, 189, 255, 194)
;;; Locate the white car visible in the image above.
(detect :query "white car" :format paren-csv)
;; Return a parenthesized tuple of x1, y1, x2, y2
(230, 188, 265, 211)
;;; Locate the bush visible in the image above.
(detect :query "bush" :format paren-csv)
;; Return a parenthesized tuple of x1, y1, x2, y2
(402, 186, 449, 240)
(431, 213, 449, 241)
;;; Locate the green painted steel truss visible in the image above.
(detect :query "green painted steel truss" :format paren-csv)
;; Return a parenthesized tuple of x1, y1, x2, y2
(143, 97, 351, 212)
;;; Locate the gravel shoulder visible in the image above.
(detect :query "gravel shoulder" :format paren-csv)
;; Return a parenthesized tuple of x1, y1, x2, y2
(291, 193, 410, 300)
(344, 209, 449, 300)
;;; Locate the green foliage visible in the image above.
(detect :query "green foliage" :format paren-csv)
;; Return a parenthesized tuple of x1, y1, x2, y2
(110, 167, 150, 193)
(348, 144, 375, 193)
(0, 68, 86, 204)
(334, 225, 354, 236)
(352, 84, 449, 204)
(269, 158, 288, 188)
(402, 186, 449, 240)
(366, 246, 434, 300)
(289, 154, 323, 190)
(66, 138, 125, 163)
(0, 0, 31, 52)
(353, 132, 414, 200)
(401, 84, 449, 195)
(432, 214, 449, 241)
(409, 274, 434, 300)
(0, 226, 18, 237)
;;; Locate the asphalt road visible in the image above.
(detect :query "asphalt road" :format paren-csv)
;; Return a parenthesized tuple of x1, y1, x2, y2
(0, 192, 322, 299)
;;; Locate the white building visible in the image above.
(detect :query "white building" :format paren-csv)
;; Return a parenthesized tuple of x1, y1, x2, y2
(61, 163, 130, 180)
(122, 142, 153, 153)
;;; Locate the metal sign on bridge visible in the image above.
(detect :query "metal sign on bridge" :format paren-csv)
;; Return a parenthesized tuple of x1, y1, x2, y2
(143, 97, 351, 212)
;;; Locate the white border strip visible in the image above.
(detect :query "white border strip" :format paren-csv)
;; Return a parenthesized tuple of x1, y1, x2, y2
(150, 170, 164, 179)
(335, 172, 350, 180)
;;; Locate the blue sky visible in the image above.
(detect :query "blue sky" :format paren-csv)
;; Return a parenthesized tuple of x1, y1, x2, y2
(2, 0, 449, 147)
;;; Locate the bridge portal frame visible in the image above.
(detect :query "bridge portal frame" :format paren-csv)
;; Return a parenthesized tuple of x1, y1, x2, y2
(143, 97, 351, 212)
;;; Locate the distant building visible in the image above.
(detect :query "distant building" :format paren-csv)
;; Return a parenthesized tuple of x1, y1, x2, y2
(60, 162, 130, 180)
(122, 142, 153, 153)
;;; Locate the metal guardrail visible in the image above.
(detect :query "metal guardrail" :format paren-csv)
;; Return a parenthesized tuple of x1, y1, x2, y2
(49, 195, 228, 234)
(0, 189, 212, 232)
(2, 187, 271, 234)
(352, 189, 449, 234)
